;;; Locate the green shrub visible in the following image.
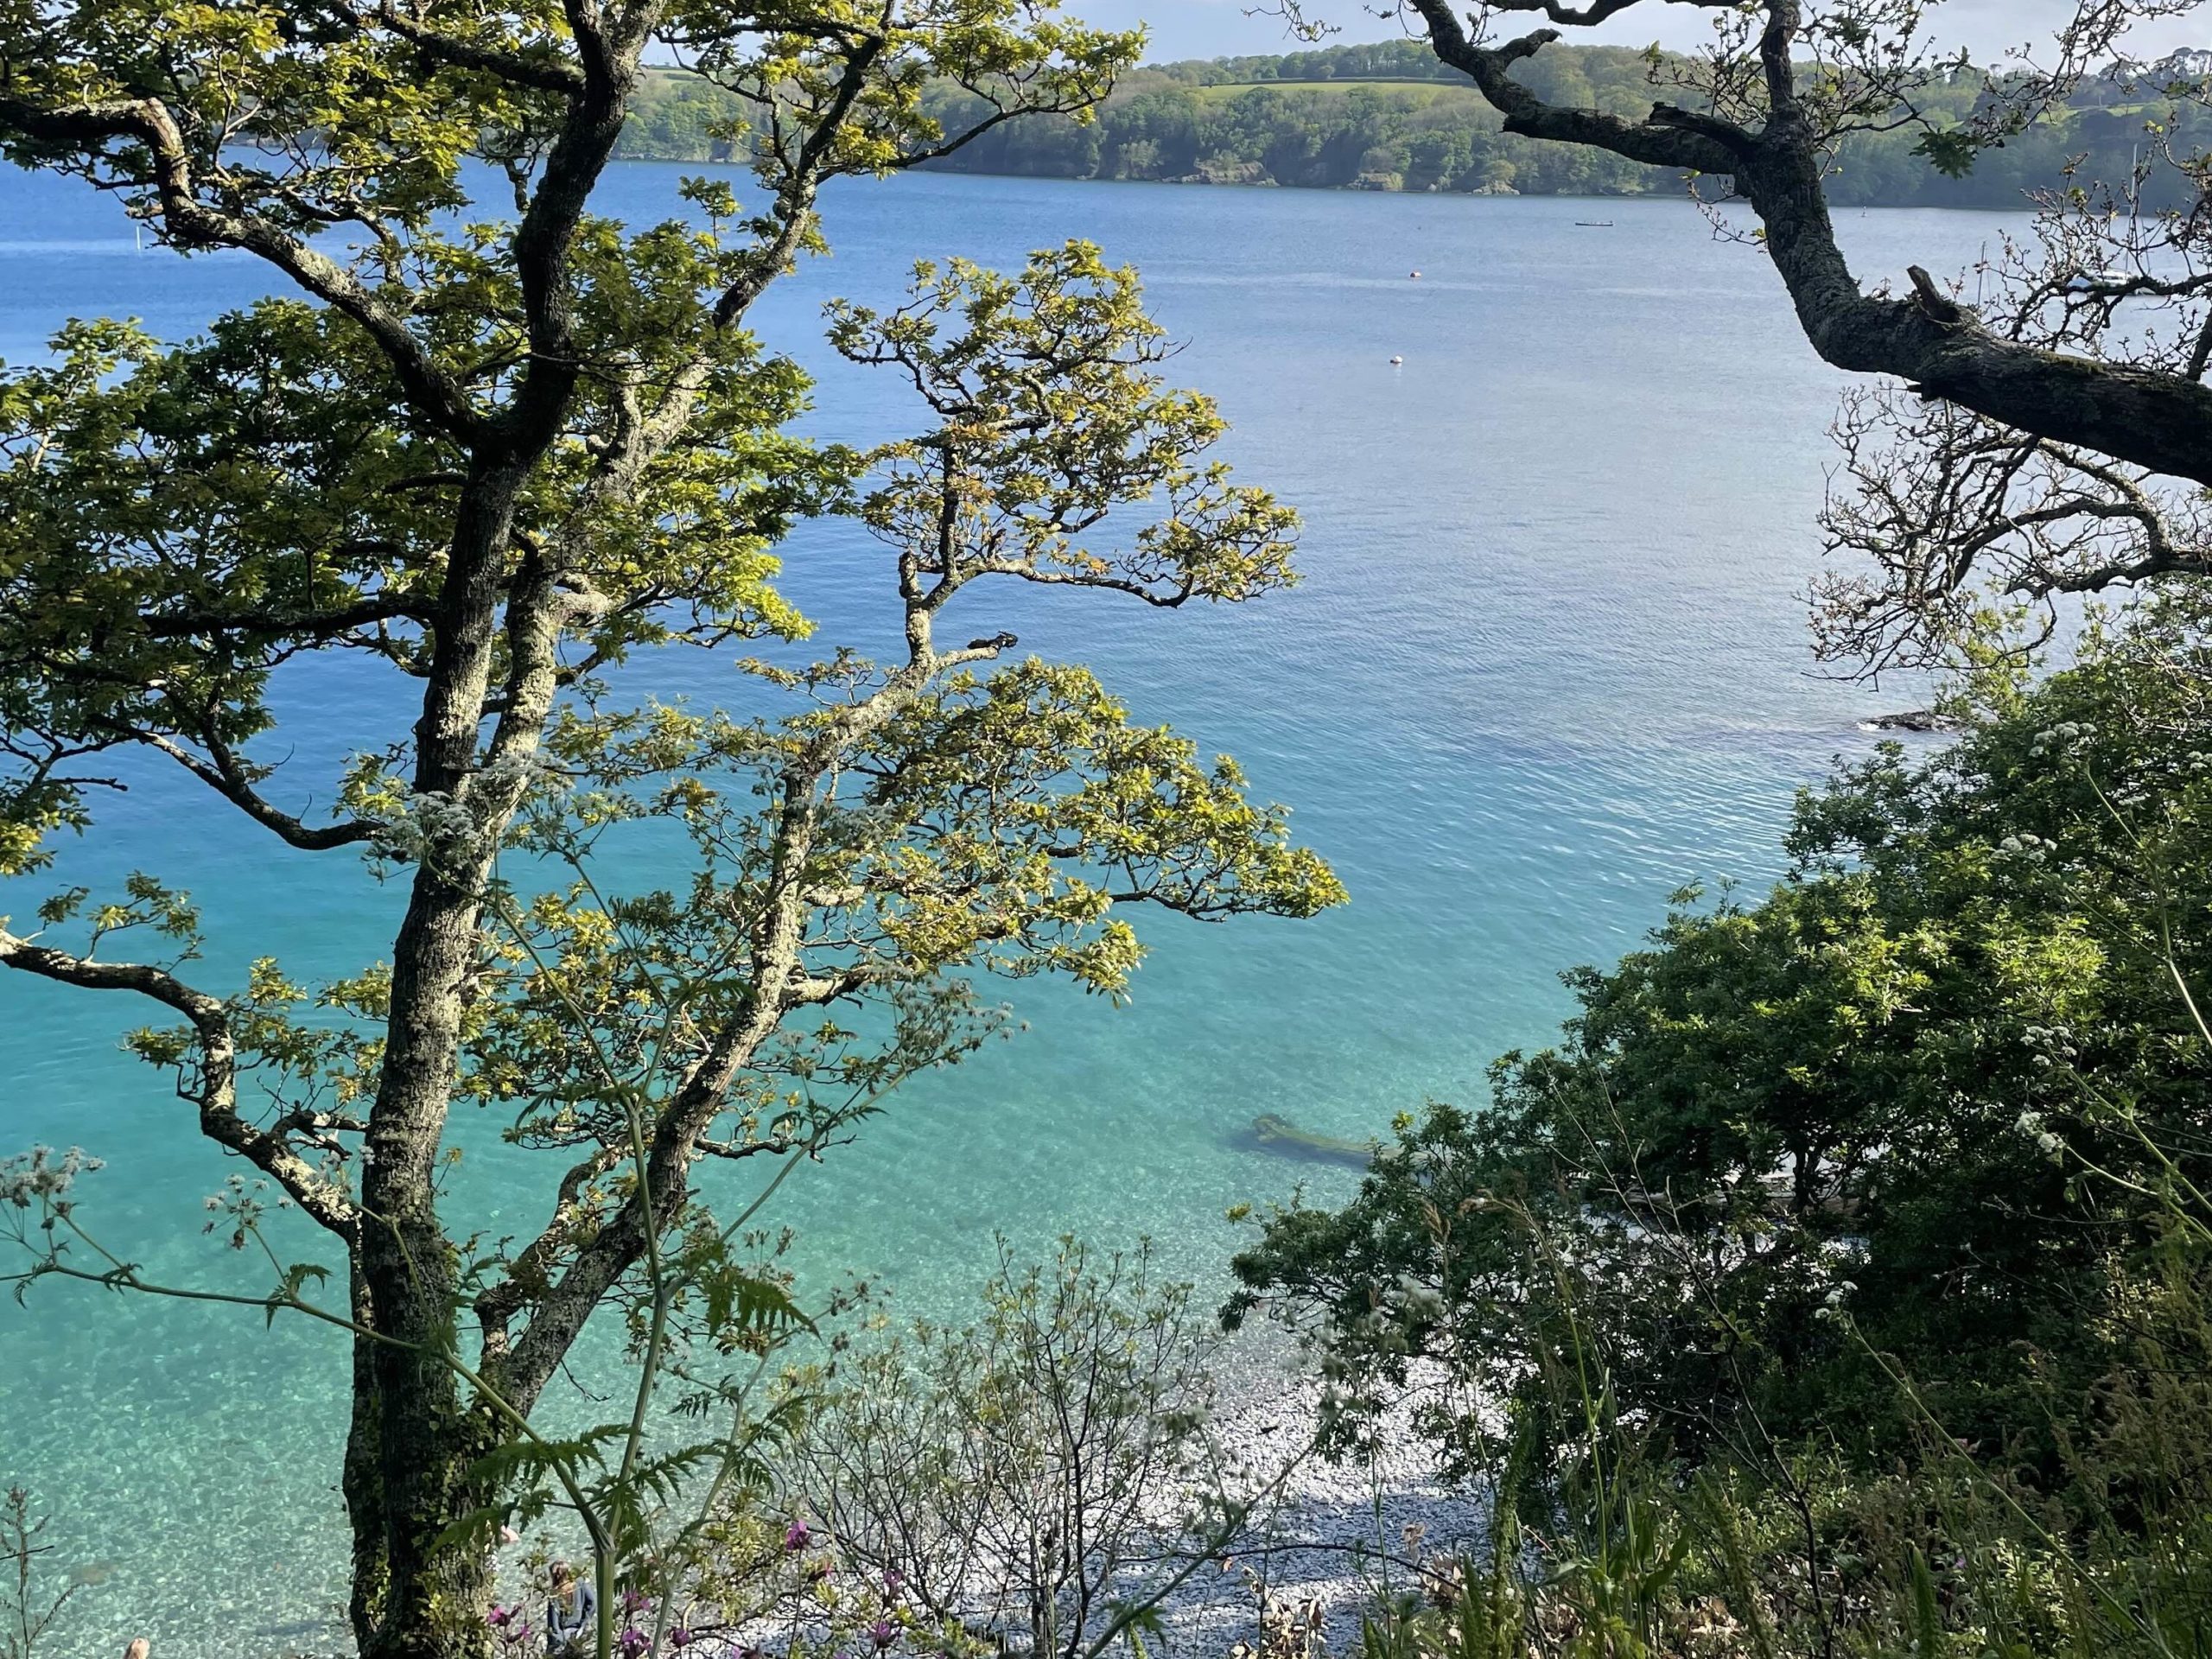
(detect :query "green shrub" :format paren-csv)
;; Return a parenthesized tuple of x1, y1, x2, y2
(1231, 594, 2212, 1656)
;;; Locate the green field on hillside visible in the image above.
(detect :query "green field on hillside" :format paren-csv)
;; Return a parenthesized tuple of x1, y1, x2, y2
(1182, 79, 1482, 103)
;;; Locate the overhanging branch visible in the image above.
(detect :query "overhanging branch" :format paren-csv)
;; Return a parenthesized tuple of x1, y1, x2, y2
(0, 929, 360, 1238)
(0, 95, 489, 446)
(1401, 0, 2212, 489)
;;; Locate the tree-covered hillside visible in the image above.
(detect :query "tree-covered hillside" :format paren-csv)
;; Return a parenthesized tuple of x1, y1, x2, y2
(615, 40, 2212, 207)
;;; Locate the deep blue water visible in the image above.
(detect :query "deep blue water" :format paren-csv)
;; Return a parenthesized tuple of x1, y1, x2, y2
(0, 165, 2005, 1654)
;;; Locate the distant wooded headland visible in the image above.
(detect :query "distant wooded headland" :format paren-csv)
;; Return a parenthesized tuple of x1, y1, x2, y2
(617, 40, 2212, 207)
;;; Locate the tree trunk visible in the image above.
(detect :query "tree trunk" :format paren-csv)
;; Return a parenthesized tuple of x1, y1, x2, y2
(343, 1367, 503, 1659)
(346, 1271, 390, 1646)
(343, 1295, 506, 1659)
(346, 456, 527, 1658)
(346, 1065, 506, 1658)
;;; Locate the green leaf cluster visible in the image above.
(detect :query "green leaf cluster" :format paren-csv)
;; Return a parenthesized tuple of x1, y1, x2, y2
(1230, 594, 2212, 1479)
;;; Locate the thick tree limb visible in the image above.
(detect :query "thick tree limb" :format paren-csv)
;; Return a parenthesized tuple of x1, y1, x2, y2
(1406, 0, 2212, 488)
(1741, 132, 2212, 488)
(137, 589, 430, 642)
(500, 0, 668, 452)
(1403, 10, 1746, 172)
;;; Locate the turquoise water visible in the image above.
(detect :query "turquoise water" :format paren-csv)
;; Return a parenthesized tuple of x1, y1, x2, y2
(0, 167, 2005, 1654)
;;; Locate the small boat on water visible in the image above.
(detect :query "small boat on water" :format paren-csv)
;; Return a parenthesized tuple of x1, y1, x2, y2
(1576, 220, 1614, 227)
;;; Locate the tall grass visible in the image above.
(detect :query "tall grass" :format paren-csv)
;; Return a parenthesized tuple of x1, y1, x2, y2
(1347, 1100, 2212, 1658)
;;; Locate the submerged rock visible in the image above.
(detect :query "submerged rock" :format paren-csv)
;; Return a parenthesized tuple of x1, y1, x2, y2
(1250, 1113, 1381, 1166)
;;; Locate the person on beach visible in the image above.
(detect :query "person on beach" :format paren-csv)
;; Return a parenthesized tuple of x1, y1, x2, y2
(545, 1560, 596, 1656)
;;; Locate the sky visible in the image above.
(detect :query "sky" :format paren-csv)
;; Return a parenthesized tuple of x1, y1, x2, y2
(1080, 0, 2210, 67)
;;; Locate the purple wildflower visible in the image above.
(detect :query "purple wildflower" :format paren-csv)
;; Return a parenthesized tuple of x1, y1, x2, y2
(785, 1519, 812, 1553)
(868, 1618, 899, 1649)
(618, 1627, 650, 1657)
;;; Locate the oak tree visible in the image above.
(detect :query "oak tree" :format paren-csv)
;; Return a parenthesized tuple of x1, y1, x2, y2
(0, 10, 1343, 1656)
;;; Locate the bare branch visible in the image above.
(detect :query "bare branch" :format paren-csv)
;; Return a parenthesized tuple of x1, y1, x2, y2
(138, 729, 378, 852)
(0, 929, 359, 1237)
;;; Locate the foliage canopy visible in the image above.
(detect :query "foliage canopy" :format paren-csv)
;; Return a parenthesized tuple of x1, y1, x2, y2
(1231, 598, 2212, 1482)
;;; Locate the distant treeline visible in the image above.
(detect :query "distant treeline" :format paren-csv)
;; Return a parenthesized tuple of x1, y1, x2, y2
(616, 40, 2210, 207)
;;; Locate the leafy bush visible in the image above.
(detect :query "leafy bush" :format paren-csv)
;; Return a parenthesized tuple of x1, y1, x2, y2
(783, 1237, 1265, 1659)
(1231, 598, 2212, 1473)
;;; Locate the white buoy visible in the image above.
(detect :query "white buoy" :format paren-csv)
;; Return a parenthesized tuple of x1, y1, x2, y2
(1409, 270, 1421, 279)
(1389, 355, 1404, 366)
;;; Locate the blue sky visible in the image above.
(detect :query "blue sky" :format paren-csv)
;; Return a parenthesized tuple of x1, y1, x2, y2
(1083, 0, 2209, 67)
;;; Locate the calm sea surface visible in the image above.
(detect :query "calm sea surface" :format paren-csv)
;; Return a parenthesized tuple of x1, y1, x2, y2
(0, 165, 2008, 1654)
